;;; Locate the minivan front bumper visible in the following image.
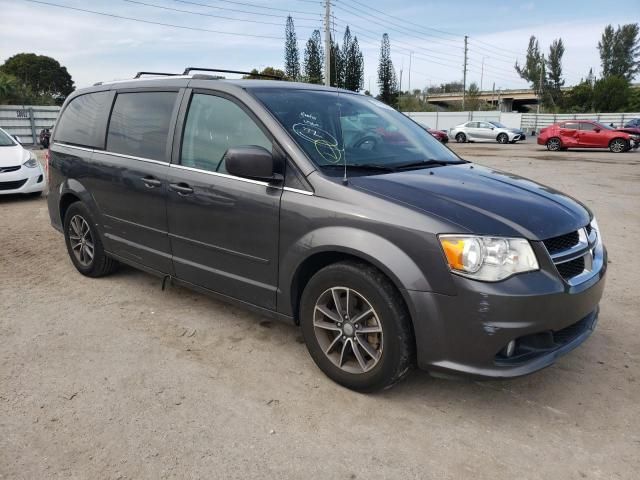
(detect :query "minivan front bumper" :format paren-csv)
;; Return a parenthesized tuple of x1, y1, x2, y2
(405, 245, 607, 379)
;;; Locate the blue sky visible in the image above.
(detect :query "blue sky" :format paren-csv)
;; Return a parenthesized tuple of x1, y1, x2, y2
(1, 0, 637, 94)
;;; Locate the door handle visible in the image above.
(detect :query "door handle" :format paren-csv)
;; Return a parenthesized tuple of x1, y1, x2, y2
(142, 176, 162, 188)
(169, 183, 194, 195)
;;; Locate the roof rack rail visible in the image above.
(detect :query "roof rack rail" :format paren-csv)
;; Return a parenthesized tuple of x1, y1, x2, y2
(182, 67, 284, 80)
(134, 71, 180, 79)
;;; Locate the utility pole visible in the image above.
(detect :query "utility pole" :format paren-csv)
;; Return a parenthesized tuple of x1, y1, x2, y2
(537, 53, 544, 114)
(324, 0, 331, 87)
(480, 56, 485, 92)
(462, 35, 468, 110)
(408, 51, 412, 94)
(492, 82, 495, 110)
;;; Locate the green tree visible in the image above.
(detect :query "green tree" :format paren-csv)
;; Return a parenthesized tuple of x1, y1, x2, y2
(564, 74, 594, 113)
(592, 75, 630, 112)
(303, 29, 324, 84)
(546, 38, 565, 108)
(341, 27, 364, 92)
(284, 16, 300, 81)
(465, 82, 484, 110)
(515, 36, 545, 92)
(0, 72, 20, 103)
(0, 53, 74, 101)
(329, 37, 342, 87)
(598, 23, 640, 81)
(243, 67, 286, 79)
(377, 33, 398, 107)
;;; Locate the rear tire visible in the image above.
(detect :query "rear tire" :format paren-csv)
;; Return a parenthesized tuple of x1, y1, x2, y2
(455, 133, 467, 143)
(546, 137, 562, 151)
(497, 133, 509, 144)
(63, 202, 118, 277)
(299, 261, 414, 392)
(609, 138, 627, 153)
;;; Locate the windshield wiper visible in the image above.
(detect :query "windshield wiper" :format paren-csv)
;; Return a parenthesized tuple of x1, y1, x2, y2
(320, 163, 395, 172)
(393, 159, 467, 170)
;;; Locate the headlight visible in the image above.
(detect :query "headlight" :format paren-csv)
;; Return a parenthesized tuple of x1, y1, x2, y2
(23, 153, 38, 168)
(590, 217, 603, 244)
(439, 235, 539, 281)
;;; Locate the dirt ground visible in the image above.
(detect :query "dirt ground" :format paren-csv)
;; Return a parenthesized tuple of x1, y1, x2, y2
(1, 141, 639, 479)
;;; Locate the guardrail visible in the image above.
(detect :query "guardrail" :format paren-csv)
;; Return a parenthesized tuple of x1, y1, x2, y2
(0, 105, 60, 145)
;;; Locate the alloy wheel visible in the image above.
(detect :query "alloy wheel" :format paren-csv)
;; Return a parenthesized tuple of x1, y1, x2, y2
(68, 215, 94, 267)
(455, 133, 466, 143)
(547, 138, 561, 151)
(610, 139, 626, 153)
(498, 133, 508, 144)
(313, 287, 383, 374)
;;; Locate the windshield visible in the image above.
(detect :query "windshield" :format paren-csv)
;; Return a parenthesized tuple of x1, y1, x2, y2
(0, 129, 16, 147)
(251, 88, 461, 171)
(489, 121, 507, 128)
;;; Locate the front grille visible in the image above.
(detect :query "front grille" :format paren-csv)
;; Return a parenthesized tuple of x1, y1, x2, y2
(0, 165, 21, 173)
(556, 256, 585, 280)
(543, 231, 580, 255)
(0, 179, 27, 191)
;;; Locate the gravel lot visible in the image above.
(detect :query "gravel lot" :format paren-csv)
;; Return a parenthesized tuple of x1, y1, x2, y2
(1, 141, 639, 479)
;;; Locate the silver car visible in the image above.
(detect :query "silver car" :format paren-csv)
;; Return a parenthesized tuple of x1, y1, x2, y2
(449, 121, 526, 144)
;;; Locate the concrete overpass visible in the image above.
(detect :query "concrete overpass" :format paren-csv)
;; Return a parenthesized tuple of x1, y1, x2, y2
(426, 88, 543, 112)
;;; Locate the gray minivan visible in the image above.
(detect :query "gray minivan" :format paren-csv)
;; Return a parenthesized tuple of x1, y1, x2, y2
(47, 71, 606, 391)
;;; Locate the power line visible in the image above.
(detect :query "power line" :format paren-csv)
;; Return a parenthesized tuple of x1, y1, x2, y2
(334, 3, 462, 49)
(189, 0, 318, 16)
(23, 0, 285, 39)
(342, 0, 459, 39)
(125, 0, 321, 28)
(332, 17, 464, 64)
(174, 0, 320, 21)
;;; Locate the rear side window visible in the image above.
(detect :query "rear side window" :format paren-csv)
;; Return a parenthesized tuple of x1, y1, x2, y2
(54, 91, 111, 148)
(107, 91, 178, 161)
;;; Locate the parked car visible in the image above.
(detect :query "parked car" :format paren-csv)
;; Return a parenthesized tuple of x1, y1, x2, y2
(420, 125, 448, 143)
(449, 121, 525, 144)
(0, 127, 46, 196)
(47, 72, 606, 392)
(624, 118, 640, 128)
(39, 126, 53, 149)
(613, 121, 640, 148)
(538, 120, 638, 153)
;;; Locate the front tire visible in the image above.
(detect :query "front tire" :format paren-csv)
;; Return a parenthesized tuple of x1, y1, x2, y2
(63, 202, 118, 277)
(455, 132, 467, 143)
(300, 261, 414, 392)
(609, 138, 627, 153)
(546, 137, 562, 151)
(497, 133, 509, 144)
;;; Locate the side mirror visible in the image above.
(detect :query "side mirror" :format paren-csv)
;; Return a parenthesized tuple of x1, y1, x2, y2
(594, 128, 601, 133)
(224, 146, 281, 182)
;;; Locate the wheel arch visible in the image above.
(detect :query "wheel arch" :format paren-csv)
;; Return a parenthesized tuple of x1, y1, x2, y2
(281, 227, 429, 325)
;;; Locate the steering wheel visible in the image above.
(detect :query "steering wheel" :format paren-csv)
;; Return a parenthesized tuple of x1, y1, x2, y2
(352, 135, 380, 150)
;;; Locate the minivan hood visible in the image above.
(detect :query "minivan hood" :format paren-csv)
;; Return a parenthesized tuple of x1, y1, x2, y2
(349, 164, 590, 240)
(0, 145, 27, 168)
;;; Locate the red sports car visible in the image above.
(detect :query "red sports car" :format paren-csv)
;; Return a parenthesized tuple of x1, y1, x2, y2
(421, 125, 449, 143)
(538, 120, 638, 153)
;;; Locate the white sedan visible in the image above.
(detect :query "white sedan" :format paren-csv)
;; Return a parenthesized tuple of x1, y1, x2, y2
(0, 128, 46, 196)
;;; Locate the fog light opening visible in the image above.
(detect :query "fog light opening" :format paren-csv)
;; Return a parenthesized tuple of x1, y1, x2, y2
(502, 340, 516, 358)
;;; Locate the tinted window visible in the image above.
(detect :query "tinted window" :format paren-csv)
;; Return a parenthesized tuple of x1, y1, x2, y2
(181, 93, 272, 173)
(478, 122, 492, 129)
(54, 91, 111, 148)
(467, 122, 478, 128)
(562, 122, 579, 130)
(580, 122, 598, 131)
(107, 92, 177, 161)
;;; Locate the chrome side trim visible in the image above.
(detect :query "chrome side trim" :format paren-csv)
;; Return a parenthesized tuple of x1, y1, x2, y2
(52, 142, 95, 153)
(98, 150, 168, 165)
(283, 186, 314, 196)
(169, 163, 270, 187)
